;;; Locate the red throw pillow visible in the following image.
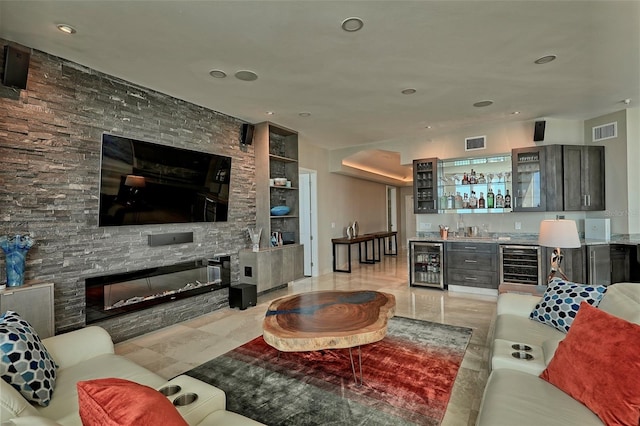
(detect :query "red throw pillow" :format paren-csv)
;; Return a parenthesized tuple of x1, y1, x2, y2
(77, 378, 188, 426)
(540, 302, 640, 426)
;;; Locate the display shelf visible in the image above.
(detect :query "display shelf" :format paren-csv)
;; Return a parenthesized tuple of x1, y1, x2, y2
(269, 153, 297, 163)
(437, 154, 512, 213)
(413, 158, 438, 213)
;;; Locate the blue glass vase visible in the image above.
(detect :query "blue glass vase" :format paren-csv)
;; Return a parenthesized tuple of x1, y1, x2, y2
(6, 251, 27, 287)
(1, 235, 34, 287)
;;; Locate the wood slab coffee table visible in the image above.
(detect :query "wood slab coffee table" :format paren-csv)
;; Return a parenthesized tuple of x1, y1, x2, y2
(263, 290, 396, 385)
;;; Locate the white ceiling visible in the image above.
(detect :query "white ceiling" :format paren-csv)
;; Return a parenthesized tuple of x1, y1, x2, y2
(1, 1, 639, 178)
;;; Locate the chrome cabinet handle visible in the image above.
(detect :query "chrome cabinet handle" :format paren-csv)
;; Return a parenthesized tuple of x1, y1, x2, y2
(464, 259, 478, 263)
(464, 246, 477, 250)
(464, 276, 478, 281)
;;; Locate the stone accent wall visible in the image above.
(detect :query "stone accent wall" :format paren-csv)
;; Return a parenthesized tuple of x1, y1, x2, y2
(0, 40, 256, 341)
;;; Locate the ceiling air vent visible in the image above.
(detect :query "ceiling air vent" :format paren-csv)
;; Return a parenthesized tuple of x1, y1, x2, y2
(465, 135, 486, 151)
(592, 122, 617, 142)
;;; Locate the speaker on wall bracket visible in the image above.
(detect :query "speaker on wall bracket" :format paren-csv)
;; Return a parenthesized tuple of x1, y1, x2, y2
(241, 123, 254, 145)
(533, 120, 546, 142)
(2, 45, 31, 90)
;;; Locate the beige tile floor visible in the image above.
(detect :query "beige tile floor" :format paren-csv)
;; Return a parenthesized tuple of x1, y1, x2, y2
(115, 251, 497, 426)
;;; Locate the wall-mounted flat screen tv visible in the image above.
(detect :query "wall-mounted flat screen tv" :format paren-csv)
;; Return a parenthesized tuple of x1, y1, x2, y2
(98, 134, 232, 226)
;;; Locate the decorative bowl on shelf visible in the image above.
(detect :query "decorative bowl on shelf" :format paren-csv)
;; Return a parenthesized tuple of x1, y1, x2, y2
(273, 178, 287, 186)
(270, 205, 290, 216)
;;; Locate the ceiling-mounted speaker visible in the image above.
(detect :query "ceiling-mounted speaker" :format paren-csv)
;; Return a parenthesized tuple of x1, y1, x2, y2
(533, 120, 546, 142)
(2, 45, 30, 90)
(241, 123, 254, 145)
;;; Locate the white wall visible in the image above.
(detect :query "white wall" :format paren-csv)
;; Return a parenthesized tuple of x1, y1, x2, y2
(584, 109, 629, 234)
(625, 107, 640, 234)
(299, 142, 388, 275)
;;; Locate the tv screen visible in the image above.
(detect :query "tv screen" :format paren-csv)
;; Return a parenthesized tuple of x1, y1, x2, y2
(98, 134, 232, 226)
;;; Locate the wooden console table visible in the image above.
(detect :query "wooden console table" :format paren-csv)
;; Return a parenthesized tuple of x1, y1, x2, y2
(331, 231, 397, 273)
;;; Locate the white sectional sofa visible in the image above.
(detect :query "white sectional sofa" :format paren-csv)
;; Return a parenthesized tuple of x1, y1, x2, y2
(476, 282, 640, 426)
(0, 326, 263, 426)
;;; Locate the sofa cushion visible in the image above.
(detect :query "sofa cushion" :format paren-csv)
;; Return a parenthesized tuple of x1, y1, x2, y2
(529, 279, 606, 333)
(34, 353, 165, 422)
(0, 311, 57, 407)
(597, 282, 640, 324)
(476, 369, 603, 426)
(77, 378, 187, 426)
(540, 302, 640, 426)
(493, 314, 565, 346)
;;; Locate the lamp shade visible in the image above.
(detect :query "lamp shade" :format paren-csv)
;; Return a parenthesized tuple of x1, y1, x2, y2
(538, 219, 581, 248)
(124, 175, 146, 188)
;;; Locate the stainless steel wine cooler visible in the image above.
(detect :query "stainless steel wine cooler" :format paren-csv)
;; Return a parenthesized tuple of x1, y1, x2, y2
(409, 241, 444, 289)
(499, 245, 542, 286)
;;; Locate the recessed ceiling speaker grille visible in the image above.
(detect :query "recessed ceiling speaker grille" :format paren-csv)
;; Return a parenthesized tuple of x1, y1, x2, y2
(533, 120, 546, 142)
(592, 122, 617, 142)
(2, 45, 30, 89)
(465, 135, 486, 151)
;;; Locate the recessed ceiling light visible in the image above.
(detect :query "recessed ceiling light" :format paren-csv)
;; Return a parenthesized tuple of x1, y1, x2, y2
(426, 125, 432, 129)
(235, 70, 258, 81)
(534, 55, 557, 65)
(209, 69, 227, 78)
(265, 111, 275, 115)
(473, 100, 494, 108)
(56, 24, 77, 34)
(341, 17, 364, 32)
(511, 111, 521, 115)
(298, 112, 311, 117)
(401, 88, 417, 95)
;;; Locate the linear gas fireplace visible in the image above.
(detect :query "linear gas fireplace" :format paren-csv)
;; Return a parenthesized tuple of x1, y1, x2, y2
(85, 256, 230, 324)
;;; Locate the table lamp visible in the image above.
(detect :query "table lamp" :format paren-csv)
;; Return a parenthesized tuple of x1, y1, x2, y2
(538, 219, 581, 282)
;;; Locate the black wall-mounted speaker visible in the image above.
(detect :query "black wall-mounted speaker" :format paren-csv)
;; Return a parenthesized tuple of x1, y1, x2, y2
(241, 123, 254, 145)
(533, 120, 546, 142)
(3, 45, 30, 90)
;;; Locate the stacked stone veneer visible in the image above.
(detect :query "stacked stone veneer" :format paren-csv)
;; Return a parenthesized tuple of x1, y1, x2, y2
(0, 40, 257, 341)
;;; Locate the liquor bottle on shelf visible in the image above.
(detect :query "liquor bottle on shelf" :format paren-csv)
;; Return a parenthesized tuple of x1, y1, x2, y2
(504, 189, 512, 208)
(447, 193, 454, 209)
(462, 193, 469, 208)
(469, 169, 476, 184)
(469, 191, 477, 208)
(454, 192, 463, 209)
(478, 173, 486, 184)
(462, 173, 469, 185)
(440, 193, 447, 209)
(495, 189, 504, 208)
(487, 187, 494, 208)
(478, 192, 486, 208)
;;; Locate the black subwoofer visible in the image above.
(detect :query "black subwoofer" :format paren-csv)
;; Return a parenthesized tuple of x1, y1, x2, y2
(229, 283, 257, 310)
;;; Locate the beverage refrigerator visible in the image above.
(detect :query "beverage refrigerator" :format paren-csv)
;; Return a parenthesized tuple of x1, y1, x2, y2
(409, 241, 444, 289)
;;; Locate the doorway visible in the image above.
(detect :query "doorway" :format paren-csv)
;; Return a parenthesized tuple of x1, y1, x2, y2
(404, 195, 416, 249)
(386, 186, 398, 250)
(299, 168, 319, 277)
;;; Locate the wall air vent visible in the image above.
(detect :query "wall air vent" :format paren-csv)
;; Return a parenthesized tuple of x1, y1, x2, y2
(592, 122, 617, 142)
(465, 135, 486, 151)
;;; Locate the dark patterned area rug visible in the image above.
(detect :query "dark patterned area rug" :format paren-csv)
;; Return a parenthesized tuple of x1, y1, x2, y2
(186, 316, 472, 426)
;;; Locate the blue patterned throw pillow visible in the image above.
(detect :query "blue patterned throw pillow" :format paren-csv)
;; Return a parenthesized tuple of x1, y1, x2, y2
(529, 278, 607, 333)
(0, 311, 57, 406)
